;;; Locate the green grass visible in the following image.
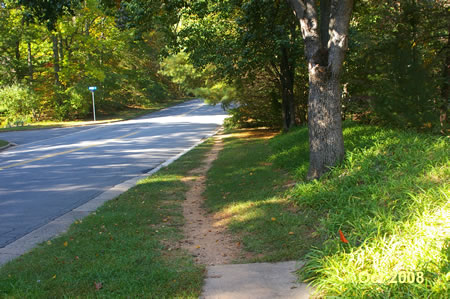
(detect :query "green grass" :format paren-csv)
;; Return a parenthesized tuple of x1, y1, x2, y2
(205, 122, 449, 298)
(0, 98, 189, 132)
(0, 140, 8, 147)
(0, 139, 213, 298)
(204, 130, 321, 262)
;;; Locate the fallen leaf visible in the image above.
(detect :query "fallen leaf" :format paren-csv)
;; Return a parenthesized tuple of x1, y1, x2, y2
(288, 232, 294, 235)
(63, 241, 68, 247)
(339, 229, 349, 243)
(196, 245, 201, 249)
(94, 282, 103, 290)
(271, 217, 276, 221)
(52, 275, 56, 279)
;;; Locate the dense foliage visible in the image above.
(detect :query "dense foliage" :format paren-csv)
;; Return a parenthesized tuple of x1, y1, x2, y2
(343, 0, 449, 133)
(175, 0, 449, 133)
(1, 0, 447, 132)
(0, 0, 181, 125)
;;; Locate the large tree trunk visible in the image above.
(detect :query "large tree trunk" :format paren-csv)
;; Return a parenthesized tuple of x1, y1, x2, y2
(307, 64, 345, 179)
(287, 0, 353, 179)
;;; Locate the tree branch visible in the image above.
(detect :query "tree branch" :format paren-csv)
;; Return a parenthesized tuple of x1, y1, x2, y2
(328, 0, 353, 76)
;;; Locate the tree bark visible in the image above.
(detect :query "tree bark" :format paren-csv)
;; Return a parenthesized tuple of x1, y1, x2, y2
(52, 33, 61, 86)
(287, 0, 353, 179)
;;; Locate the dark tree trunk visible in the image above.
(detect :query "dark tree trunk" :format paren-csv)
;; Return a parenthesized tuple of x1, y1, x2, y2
(280, 45, 296, 131)
(440, 24, 449, 135)
(27, 41, 33, 81)
(52, 33, 61, 86)
(59, 33, 64, 62)
(287, 0, 353, 179)
(15, 40, 20, 61)
(14, 39, 23, 81)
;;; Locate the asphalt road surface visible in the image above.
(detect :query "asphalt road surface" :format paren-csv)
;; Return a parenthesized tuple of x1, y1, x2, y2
(0, 99, 227, 248)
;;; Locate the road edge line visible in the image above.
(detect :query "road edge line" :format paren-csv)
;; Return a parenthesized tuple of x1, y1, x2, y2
(0, 125, 223, 267)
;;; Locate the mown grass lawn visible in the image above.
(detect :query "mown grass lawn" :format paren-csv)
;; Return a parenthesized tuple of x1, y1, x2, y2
(0, 139, 213, 298)
(205, 122, 448, 298)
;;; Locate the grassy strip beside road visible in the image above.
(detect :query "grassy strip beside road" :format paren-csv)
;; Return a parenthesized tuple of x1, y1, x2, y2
(0, 98, 189, 132)
(205, 123, 448, 298)
(0, 139, 213, 298)
(0, 140, 8, 147)
(0, 122, 447, 298)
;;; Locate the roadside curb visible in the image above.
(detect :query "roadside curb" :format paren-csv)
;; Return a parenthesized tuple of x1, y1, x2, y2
(0, 142, 16, 152)
(0, 126, 223, 267)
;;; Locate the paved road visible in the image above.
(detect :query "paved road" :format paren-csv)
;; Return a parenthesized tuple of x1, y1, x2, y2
(0, 99, 227, 248)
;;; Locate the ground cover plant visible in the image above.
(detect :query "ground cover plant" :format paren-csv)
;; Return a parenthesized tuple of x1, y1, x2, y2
(205, 122, 449, 298)
(0, 140, 213, 298)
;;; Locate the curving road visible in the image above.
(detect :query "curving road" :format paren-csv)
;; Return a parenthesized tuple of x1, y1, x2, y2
(0, 99, 227, 248)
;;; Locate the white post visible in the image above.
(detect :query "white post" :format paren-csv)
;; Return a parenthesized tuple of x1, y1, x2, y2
(91, 91, 96, 121)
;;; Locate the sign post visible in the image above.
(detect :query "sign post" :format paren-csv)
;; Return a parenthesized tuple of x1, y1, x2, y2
(88, 86, 97, 121)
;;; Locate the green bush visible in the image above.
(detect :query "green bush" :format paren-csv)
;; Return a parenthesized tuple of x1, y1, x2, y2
(0, 84, 41, 125)
(63, 85, 91, 119)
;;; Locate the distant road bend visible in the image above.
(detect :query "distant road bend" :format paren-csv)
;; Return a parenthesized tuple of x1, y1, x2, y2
(0, 99, 227, 248)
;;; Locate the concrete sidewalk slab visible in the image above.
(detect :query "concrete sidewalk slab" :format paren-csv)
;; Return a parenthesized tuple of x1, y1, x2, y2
(202, 261, 312, 299)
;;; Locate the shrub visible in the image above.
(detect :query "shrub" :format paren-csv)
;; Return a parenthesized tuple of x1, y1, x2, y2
(0, 84, 41, 125)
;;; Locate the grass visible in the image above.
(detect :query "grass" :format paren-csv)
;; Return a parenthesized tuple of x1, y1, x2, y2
(1, 121, 447, 297)
(0, 98, 189, 132)
(204, 122, 449, 298)
(0, 138, 213, 298)
(204, 130, 322, 262)
(0, 140, 8, 147)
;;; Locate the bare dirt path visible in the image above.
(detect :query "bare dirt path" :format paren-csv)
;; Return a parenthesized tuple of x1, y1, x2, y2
(180, 135, 241, 265)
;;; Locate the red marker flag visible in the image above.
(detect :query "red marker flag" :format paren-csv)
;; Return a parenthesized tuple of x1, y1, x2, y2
(339, 229, 349, 243)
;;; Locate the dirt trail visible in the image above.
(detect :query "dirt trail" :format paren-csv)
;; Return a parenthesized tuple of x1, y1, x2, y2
(180, 135, 241, 265)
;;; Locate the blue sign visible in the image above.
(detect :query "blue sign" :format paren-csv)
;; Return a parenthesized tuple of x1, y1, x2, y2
(89, 86, 97, 91)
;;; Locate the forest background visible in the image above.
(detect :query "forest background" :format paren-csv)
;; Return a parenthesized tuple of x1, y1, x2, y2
(0, 0, 448, 134)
